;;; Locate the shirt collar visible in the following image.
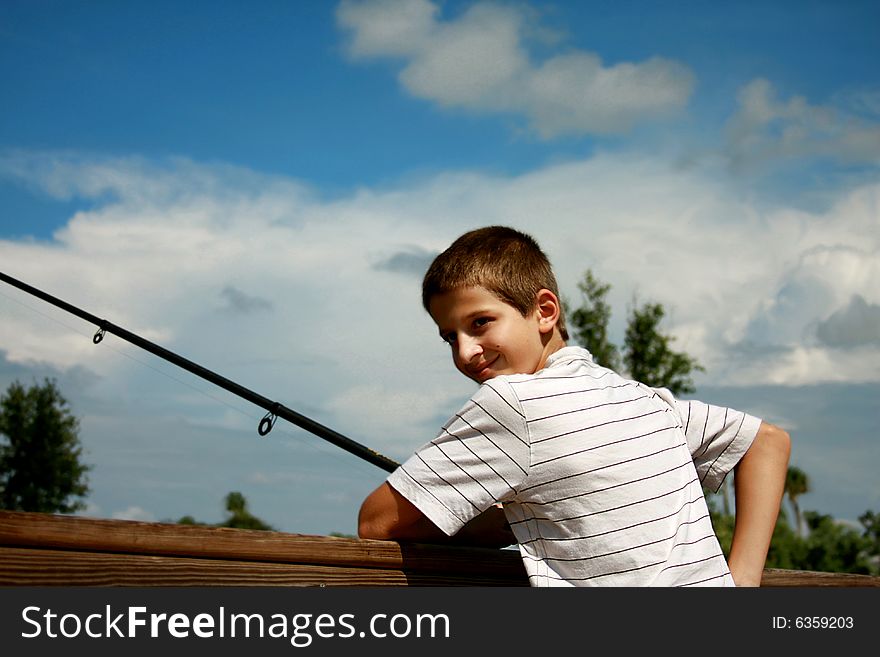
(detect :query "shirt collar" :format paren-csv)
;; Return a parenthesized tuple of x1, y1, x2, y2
(543, 345, 594, 369)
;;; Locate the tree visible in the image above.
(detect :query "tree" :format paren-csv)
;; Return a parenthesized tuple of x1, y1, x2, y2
(178, 491, 275, 531)
(623, 300, 704, 396)
(858, 511, 880, 575)
(221, 490, 275, 530)
(785, 465, 810, 537)
(0, 379, 90, 513)
(567, 269, 704, 395)
(799, 511, 873, 574)
(568, 270, 620, 370)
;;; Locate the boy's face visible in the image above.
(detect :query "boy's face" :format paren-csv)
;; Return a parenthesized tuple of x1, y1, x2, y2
(429, 285, 558, 384)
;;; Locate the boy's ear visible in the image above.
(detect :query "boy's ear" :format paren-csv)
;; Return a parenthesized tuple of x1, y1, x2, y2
(535, 289, 561, 334)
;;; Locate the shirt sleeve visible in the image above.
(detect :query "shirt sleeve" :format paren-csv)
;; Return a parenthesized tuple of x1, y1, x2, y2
(387, 378, 530, 536)
(651, 387, 762, 493)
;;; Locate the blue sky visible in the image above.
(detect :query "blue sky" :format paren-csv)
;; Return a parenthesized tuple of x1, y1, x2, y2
(1, 0, 878, 535)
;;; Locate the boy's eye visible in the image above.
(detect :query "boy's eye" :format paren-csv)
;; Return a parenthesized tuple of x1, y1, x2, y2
(473, 317, 491, 329)
(441, 332, 457, 345)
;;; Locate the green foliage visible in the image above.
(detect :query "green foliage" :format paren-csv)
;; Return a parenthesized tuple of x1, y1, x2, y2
(623, 301, 705, 395)
(220, 490, 275, 530)
(568, 270, 620, 370)
(859, 510, 880, 556)
(758, 467, 877, 573)
(0, 379, 90, 513)
(763, 507, 809, 570)
(800, 511, 875, 574)
(704, 488, 735, 555)
(177, 491, 275, 531)
(567, 269, 704, 395)
(706, 487, 879, 576)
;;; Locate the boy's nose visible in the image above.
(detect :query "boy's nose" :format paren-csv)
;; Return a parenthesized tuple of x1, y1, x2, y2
(456, 336, 483, 364)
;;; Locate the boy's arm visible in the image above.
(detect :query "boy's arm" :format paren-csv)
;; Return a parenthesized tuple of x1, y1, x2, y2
(358, 482, 515, 548)
(727, 421, 791, 587)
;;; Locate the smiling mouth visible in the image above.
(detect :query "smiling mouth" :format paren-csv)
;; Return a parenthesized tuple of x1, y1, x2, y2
(469, 358, 497, 380)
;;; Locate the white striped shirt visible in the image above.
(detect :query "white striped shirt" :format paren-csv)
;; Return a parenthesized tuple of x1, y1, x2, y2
(388, 346, 761, 587)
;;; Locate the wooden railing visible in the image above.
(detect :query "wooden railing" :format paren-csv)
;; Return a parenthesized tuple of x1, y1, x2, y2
(1, 510, 878, 587)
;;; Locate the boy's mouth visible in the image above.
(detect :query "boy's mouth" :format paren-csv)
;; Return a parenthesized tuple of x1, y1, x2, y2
(469, 357, 498, 381)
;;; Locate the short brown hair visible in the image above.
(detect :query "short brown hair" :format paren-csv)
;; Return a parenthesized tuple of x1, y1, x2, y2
(422, 226, 569, 340)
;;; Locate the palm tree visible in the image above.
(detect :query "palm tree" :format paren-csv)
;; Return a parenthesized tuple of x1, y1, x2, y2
(784, 466, 810, 537)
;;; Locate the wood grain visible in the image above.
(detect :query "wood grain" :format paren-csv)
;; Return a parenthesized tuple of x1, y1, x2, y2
(760, 568, 880, 587)
(0, 510, 528, 586)
(0, 547, 527, 587)
(2, 511, 877, 587)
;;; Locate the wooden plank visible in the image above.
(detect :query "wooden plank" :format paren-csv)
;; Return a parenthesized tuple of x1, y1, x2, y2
(3, 511, 878, 587)
(0, 547, 527, 587)
(0, 511, 526, 579)
(761, 568, 880, 587)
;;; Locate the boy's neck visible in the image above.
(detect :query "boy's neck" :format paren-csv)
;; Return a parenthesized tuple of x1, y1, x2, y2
(537, 332, 567, 370)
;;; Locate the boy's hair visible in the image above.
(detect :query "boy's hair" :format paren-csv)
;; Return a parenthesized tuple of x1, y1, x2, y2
(422, 225, 569, 340)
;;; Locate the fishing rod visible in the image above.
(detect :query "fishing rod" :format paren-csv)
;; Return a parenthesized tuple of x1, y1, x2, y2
(0, 270, 399, 473)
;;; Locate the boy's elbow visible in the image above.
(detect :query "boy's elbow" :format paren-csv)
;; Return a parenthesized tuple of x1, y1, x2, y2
(357, 521, 381, 540)
(357, 482, 441, 542)
(357, 482, 407, 540)
(357, 503, 392, 540)
(358, 517, 393, 541)
(758, 421, 792, 464)
(356, 510, 372, 539)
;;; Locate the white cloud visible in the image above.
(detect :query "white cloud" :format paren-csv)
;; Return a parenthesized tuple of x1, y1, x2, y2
(726, 78, 880, 170)
(336, 0, 438, 58)
(111, 505, 156, 522)
(742, 245, 880, 347)
(336, 0, 694, 137)
(326, 384, 464, 457)
(1, 149, 878, 464)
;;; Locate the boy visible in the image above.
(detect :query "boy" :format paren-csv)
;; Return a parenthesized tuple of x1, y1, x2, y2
(359, 226, 790, 586)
